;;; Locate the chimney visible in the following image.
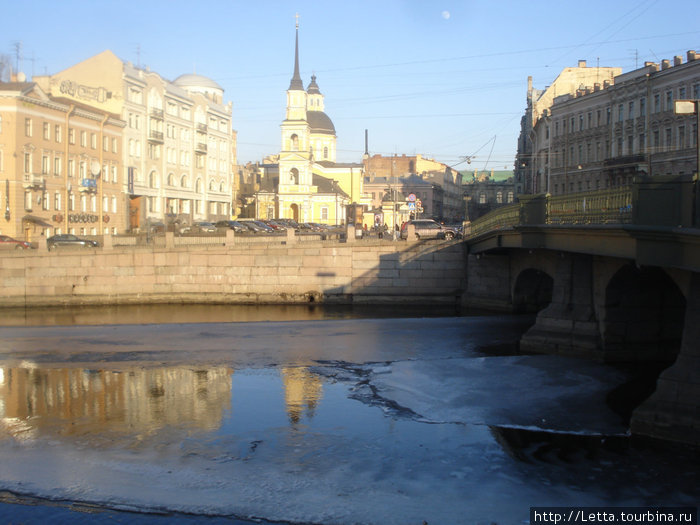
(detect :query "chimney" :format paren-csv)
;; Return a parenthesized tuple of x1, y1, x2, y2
(578, 60, 587, 68)
(688, 50, 697, 62)
(674, 56, 683, 66)
(594, 83, 601, 92)
(661, 59, 671, 70)
(603, 80, 611, 89)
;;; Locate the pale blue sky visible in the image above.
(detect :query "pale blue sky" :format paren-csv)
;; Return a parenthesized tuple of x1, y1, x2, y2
(4, 0, 699, 169)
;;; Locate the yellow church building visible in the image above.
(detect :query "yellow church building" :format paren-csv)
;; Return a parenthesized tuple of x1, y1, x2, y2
(254, 22, 368, 225)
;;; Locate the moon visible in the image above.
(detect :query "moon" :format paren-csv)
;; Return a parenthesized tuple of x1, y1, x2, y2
(441, 10, 451, 20)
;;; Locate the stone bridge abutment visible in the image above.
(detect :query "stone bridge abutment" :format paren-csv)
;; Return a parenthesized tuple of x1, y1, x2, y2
(465, 247, 698, 445)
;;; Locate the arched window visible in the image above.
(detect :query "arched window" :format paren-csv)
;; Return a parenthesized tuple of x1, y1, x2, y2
(479, 192, 486, 204)
(496, 191, 503, 204)
(209, 179, 216, 191)
(195, 178, 203, 194)
(181, 175, 188, 187)
(323, 147, 328, 159)
(290, 134, 299, 151)
(219, 181, 225, 192)
(167, 173, 175, 186)
(149, 170, 158, 189)
(289, 168, 299, 184)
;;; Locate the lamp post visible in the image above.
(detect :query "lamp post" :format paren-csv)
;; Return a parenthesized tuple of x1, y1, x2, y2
(674, 99, 699, 226)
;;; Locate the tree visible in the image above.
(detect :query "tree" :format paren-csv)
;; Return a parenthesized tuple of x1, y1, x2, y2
(0, 54, 12, 81)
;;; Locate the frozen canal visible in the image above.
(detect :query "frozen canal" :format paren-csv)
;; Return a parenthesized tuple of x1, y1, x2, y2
(0, 306, 697, 524)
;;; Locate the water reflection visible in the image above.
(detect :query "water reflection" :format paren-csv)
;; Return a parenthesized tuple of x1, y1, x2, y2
(0, 363, 328, 442)
(281, 367, 323, 424)
(0, 365, 233, 439)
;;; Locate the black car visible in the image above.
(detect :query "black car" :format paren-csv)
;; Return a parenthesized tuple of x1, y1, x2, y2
(47, 234, 100, 251)
(215, 220, 249, 234)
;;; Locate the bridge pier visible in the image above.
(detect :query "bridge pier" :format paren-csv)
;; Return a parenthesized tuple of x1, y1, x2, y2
(519, 253, 602, 359)
(631, 271, 700, 446)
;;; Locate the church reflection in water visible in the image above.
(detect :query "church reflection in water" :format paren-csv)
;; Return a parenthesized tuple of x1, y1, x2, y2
(0, 364, 324, 439)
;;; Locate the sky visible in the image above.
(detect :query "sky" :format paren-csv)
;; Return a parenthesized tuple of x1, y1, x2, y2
(3, 0, 699, 170)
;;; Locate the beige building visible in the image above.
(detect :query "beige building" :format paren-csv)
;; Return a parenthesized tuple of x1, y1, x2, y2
(34, 50, 235, 232)
(529, 50, 700, 195)
(0, 79, 124, 241)
(516, 60, 622, 194)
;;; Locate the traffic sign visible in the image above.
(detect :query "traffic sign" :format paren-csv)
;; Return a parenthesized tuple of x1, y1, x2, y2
(407, 193, 416, 202)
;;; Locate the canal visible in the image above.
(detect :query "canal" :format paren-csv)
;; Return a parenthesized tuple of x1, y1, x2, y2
(0, 305, 696, 524)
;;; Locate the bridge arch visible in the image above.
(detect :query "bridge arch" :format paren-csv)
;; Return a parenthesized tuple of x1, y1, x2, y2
(602, 264, 686, 361)
(512, 268, 554, 313)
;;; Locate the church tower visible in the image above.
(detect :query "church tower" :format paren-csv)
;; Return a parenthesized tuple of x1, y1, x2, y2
(279, 17, 313, 201)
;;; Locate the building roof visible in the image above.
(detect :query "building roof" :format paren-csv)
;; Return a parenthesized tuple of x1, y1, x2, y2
(307, 75, 321, 95)
(307, 111, 335, 135)
(312, 173, 349, 197)
(173, 73, 223, 91)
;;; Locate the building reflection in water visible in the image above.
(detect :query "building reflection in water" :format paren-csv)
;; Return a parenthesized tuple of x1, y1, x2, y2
(280, 367, 324, 424)
(0, 365, 233, 440)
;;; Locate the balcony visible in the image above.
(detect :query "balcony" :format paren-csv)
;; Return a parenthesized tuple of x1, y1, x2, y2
(196, 123, 207, 133)
(150, 108, 164, 120)
(195, 142, 208, 154)
(24, 174, 45, 190)
(148, 130, 164, 144)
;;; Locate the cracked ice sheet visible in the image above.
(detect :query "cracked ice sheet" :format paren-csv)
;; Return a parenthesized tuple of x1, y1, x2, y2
(344, 355, 630, 434)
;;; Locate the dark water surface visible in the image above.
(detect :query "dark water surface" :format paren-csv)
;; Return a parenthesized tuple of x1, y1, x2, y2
(0, 305, 696, 525)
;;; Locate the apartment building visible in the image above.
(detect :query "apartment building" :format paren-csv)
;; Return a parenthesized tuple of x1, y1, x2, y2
(34, 50, 235, 231)
(0, 78, 124, 241)
(515, 61, 622, 194)
(524, 50, 699, 196)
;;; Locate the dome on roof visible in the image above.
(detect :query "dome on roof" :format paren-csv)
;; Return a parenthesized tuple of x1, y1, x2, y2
(307, 111, 335, 135)
(173, 74, 223, 91)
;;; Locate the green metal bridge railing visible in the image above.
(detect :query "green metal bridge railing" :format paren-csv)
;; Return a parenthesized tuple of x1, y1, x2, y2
(466, 176, 698, 239)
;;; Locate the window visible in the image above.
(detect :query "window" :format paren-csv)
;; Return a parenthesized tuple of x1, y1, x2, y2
(69, 128, 75, 144)
(24, 152, 32, 173)
(496, 191, 503, 204)
(640, 97, 646, 117)
(111, 196, 117, 213)
(579, 115, 584, 131)
(479, 193, 486, 204)
(54, 156, 62, 176)
(679, 126, 686, 149)
(91, 133, 97, 149)
(24, 192, 32, 211)
(54, 192, 61, 211)
(0, 114, 2, 133)
(665, 91, 673, 111)
(618, 104, 624, 122)
(639, 133, 645, 152)
(653, 94, 660, 113)
(628, 101, 634, 119)
(55, 124, 62, 143)
(68, 159, 75, 178)
(42, 155, 49, 174)
(321, 207, 328, 221)
(80, 130, 87, 147)
(43, 122, 50, 140)
(103, 136, 109, 152)
(42, 191, 49, 210)
(25, 118, 33, 137)
(679, 86, 686, 99)
(323, 146, 328, 159)
(606, 107, 611, 124)
(507, 191, 514, 203)
(112, 137, 118, 153)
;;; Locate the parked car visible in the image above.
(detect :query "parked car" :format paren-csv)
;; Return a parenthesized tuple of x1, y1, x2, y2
(0, 235, 33, 250)
(215, 220, 249, 234)
(47, 234, 100, 250)
(190, 221, 217, 233)
(238, 220, 275, 234)
(400, 219, 457, 240)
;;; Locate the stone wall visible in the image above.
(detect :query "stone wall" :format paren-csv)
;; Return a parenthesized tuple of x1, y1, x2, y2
(0, 240, 467, 307)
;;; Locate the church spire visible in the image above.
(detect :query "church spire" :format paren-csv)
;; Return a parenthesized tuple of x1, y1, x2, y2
(289, 14, 304, 91)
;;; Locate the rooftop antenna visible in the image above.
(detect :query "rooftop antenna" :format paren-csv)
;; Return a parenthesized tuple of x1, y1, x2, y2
(135, 44, 141, 68)
(12, 41, 22, 75)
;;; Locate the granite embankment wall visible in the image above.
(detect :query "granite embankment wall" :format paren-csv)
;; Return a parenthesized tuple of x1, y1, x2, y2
(0, 239, 467, 307)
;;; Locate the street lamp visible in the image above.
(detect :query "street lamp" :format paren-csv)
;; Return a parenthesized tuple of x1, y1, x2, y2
(674, 99, 699, 225)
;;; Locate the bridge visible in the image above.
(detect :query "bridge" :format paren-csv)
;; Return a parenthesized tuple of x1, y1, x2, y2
(463, 176, 700, 446)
